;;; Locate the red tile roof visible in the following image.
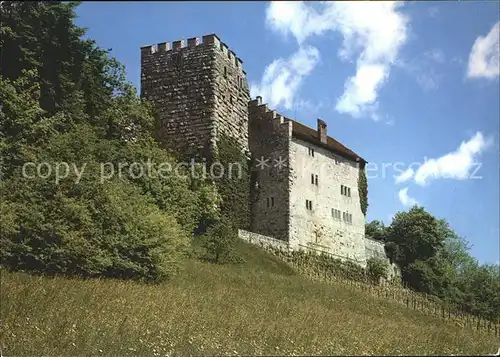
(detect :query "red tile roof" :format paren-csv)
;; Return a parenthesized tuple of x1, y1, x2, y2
(288, 119, 367, 165)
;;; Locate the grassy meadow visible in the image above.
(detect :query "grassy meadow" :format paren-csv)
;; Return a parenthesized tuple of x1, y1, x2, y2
(1, 240, 498, 356)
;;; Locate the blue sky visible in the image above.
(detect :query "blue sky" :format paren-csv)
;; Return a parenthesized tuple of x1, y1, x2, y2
(75, 2, 499, 265)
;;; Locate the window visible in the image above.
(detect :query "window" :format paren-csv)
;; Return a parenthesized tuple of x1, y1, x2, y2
(332, 208, 341, 220)
(271, 197, 275, 206)
(308, 147, 315, 157)
(224, 67, 227, 77)
(266, 197, 275, 208)
(306, 199, 313, 210)
(311, 174, 318, 186)
(342, 212, 353, 224)
(341, 184, 351, 197)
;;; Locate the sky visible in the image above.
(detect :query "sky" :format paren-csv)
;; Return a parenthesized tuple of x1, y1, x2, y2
(75, 1, 500, 265)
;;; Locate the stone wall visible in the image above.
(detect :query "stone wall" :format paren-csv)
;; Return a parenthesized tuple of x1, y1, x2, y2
(364, 238, 401, 279)
(238, 229, 290, 251)
(288, 136, 367, 266)
(140, 34, 249, 159)
(248, 97, 292, 240)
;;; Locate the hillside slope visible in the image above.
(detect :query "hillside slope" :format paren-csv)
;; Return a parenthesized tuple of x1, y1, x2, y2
(1, 241, 498, 356)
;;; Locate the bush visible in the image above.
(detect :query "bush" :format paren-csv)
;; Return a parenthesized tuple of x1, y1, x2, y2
(366, 257, 389, 284)
(201, 216, 243, 264)
(0, 176, 189, 282)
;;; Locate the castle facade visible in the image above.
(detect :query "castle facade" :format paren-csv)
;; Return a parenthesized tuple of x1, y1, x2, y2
(140, 34, 395, 271)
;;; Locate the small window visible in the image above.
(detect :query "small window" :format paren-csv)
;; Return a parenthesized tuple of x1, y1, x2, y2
(315, 175, 318, 186)
(271, 197, 275, 206)
(311, 174, 315, 184)
(306, 199, 313, 210)
(267, 197, 270, 208)
(308, 147, 315, 157)
(332, 208, 341, 220)
(348, 187, 351, 197)
(342, 212, 353, 224)
(224, 67, 227, 77)
(267, 197, 275, 208)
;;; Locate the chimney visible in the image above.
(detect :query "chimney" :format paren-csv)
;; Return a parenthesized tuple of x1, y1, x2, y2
(317, 118, 327, 144)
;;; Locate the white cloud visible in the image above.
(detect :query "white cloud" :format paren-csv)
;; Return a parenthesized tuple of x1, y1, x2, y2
(398, 187, 418, 207)
(395, 167, 414, 184)
(266, 2, 329, 45)
(264, 1, 409, 118)
(413, 132, 491, 186)
(249, 46, 320, 110)
(467, 22, 500, 79)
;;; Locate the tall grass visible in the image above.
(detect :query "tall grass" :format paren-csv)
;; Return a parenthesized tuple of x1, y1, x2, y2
(1, 241, 498, 356)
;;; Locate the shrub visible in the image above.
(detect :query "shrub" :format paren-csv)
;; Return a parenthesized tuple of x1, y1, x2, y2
(0, 176, 189, 282)
(366, 257, 389, 284)
(201, 216, 243, 264)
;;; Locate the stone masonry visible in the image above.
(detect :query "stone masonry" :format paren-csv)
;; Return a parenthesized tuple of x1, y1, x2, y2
(248, 97, 292, 240)
(140, 33, 396, 272)
(141, 34, 249, 159)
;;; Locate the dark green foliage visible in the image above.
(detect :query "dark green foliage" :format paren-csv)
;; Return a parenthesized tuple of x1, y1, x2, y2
(366, 257, 388, 284)
(0, 1, 125, 117)
(212, 134, 250, 230)
(0, 1, 219, 281)
(369, 206, 500, 322)
(201, 216, 243, 264)
(358, 167, 368, 216)
(365, 220, 387, 242)
(386, 206, 446, 267)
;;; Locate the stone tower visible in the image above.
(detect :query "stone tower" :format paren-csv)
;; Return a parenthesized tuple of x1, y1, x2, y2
(140, 34, 250, 160)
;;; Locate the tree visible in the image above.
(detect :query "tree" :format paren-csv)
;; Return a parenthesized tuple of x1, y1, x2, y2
(365, 220, 387, 242)
(202, 216, 240, 264)
(0, 1, 221, 281)
(386, 206, 447, 267)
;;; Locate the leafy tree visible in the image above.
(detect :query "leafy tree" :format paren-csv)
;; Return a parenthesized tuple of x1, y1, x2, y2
(0, 1, 221, 281)
(201, 216, 241, 264)
(1, 1, 125, 117)
(365, 220, 387, 242)
(386, 206, 447, 267)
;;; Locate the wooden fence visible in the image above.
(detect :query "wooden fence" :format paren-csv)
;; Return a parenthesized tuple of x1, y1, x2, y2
(260, 245, 500, 337)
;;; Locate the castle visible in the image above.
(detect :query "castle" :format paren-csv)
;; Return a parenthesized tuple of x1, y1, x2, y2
(140, 34, 397, 273)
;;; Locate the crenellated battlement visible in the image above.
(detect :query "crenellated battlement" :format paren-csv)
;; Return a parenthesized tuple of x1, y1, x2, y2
(249, 96, 292, 136)
(140, 33, 244, 71)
